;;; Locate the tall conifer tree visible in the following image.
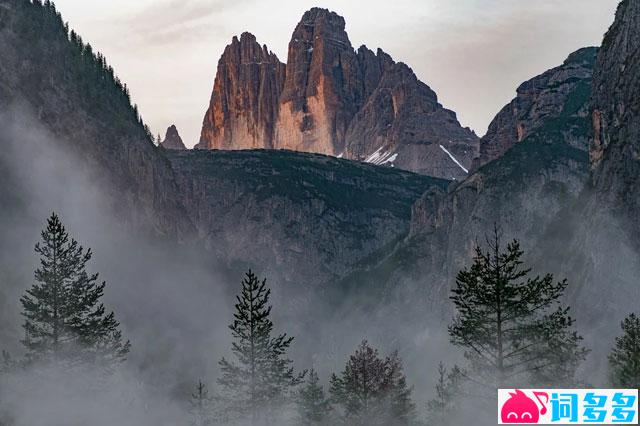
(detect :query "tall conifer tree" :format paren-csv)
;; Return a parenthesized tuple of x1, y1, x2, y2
(218, 270, 304, 425)
(609, 313, 640, 388)
(425, 363, 462, 426)
(329, 340, 415, 426)
(297, 369, 331, 425)
(189, 380, 214, 426)
(449, 227, 587, 388)
(20, 213, 129, 365)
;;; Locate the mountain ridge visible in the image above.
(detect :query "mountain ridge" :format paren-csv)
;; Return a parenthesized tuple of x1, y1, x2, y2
(196, 7, 479, 180)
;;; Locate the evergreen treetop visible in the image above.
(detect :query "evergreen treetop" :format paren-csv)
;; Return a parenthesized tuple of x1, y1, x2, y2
(218, 270, 304, 424)
(297, 368, 331, 425)
(449, 227, 587, 388)
(20, 213, 129, 366)
(329, 340, 415, 426)
(609, 313, 640, 388)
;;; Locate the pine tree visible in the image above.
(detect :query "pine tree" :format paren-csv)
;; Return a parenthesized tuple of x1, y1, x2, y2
(425, 363, 462, 426)
(20, 213, 130, 366)
(386, 352, 416, 425)
(329, 340, 415, 426)
(218, 270, 304, 425)
(449, 227, 587, 388)
(609, 313, 640, 388)
(297, 369, 331, 425)
(189, 380, 214, 426)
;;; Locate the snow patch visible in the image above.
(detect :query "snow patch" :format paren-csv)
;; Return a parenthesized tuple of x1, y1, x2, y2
(439, 144, 468, 174)
(364, 147, 398, 166)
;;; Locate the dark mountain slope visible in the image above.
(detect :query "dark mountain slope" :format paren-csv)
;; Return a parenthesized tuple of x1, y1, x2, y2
(539, 0, 640, 332)
(167, 149, 448, 285)
(0, 0, 194, 239)
(337, 47, 598, 317)
(591, 0, 640, 242)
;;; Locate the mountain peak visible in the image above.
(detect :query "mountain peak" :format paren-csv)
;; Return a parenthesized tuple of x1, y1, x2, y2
(196, 7, 479, 179)
(475, 47, 596, 169)
(195, 32, 286, 150)
(300, 7, 346, 26)
(161, 125, 186, 150)
(237, 31, 256, 42)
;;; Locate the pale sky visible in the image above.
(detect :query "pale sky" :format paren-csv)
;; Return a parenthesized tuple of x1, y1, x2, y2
(52, 0, 620, 147)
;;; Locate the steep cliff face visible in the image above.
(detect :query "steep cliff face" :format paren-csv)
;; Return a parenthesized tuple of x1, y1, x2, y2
(196, 32, 285, 150)
(160, 124, 186, 150)
(476, 48, 597, 168)
(167, 149, 447, 284)
(345, 56, 478, 180)
(197, 8, 479, 179)
(590, 0, 640, 236)
(524, 1, 640, 342)
(275, 8, 360, 155)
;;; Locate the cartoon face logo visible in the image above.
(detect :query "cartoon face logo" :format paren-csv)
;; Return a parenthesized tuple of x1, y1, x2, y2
(501, 389, 548, 423)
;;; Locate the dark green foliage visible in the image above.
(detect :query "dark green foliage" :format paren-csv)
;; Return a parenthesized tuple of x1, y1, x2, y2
(425, 363, 463, 426)
(218, 270, 304, 424)
(189, 381, 214, 426)
(609, 313, 640, 388)
(20, 213, 129, 366)
(297, 369, 331, 425)
(329, 340, 415, 426)
(449, 227, 587, 388)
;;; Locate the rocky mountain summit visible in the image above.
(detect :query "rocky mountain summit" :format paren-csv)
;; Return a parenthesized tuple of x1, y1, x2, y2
(475, 47, 597, 169)
(195, 32, 285, 151)
(197, 8, 478, 180)
(160, 124, 186, 150)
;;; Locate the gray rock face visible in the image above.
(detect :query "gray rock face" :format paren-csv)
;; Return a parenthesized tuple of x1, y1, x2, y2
(411, 48, 595, 245)
(197, 8, 479, 179)
(347, 48, 597, 319)
(161, 125, 186, 150)
(590, 0, 640, 239)
(476, 47, 597, 169)
(196, 32, 285, 150)
(345, 55, 478, 180)
(166, 149, 448, 284)
(275, 8, 360, 156)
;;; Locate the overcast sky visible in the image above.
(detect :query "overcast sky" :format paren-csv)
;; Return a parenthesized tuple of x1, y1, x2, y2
(52, 0, 620, 147)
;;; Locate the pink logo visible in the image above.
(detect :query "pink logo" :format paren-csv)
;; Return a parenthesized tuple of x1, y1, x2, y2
(501, 389, 548, 423)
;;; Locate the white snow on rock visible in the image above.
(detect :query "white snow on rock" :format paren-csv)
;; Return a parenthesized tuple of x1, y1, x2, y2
(439, 144, 468, 174)
(364, 147, 398, 165)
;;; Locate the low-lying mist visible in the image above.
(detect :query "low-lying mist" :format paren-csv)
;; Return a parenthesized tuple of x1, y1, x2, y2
(0, 103, 638, 426)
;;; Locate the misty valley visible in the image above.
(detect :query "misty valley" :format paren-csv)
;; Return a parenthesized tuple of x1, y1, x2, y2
(0, 1, 639, 425)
